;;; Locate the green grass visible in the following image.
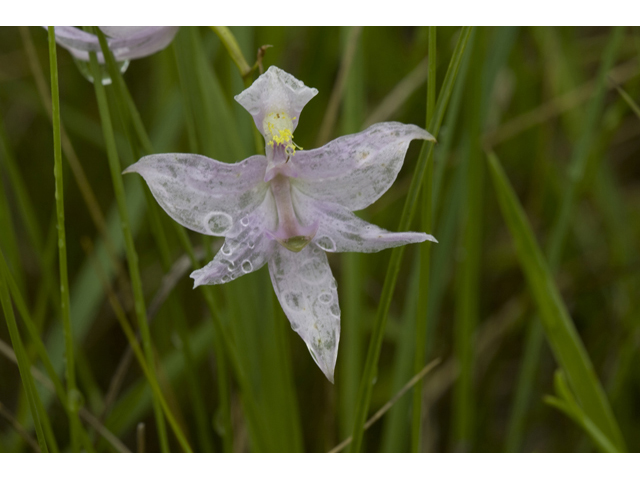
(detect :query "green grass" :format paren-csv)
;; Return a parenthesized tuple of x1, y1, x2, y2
(0, 26, 639, 452)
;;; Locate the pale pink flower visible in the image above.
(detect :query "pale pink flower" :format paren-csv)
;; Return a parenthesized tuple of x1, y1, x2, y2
(125, 66, 436, 382)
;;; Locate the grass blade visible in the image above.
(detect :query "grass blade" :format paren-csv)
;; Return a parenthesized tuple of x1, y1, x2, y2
(0, 254, 49, 452)
(350, 26, 473, 452)
(544, 369, 619, 453)
(487, 151, 625, 452)
(504, 25, 625, 451)
(613, 82, 640, 120)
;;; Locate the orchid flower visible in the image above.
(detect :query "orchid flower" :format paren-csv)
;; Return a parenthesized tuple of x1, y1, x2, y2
(48, 26, 179, 63)
(125, 66, 436, 382)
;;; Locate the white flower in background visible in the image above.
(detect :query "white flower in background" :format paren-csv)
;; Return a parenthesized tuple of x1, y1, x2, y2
(49, 26, 179, 63)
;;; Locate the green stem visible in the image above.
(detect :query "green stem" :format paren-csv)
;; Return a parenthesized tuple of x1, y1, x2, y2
(411, 25, 436, 453)
(86, 34, 178, 453)
(210, 26, 252, 78)
(48, 26, 83, 452)
(0, 254, 49, 453)
(337, 24, 366, 440)
(210, 26, 263, 154)
(97, 29, 239, 451)
(0, 251, 98, 452)
(350, 26, 473, 453)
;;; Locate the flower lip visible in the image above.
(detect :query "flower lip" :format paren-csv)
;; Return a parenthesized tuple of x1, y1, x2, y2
(234, 66, 318, 137)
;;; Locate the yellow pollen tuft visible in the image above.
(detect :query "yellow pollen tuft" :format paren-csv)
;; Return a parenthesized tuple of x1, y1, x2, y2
(263, 111, 302, 156)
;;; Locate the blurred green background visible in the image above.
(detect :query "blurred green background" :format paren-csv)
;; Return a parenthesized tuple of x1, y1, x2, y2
(0, 26, 639, 453)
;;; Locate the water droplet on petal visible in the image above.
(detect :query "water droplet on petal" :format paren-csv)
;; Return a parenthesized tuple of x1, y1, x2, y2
(330, 278, 338, 290)
(241, 260, 253, 273)
(319, 293, 332, 304)
(222, 274, 231, 283)
(284, 291, 305, 311)
(206, 211, 233, 235)
(220, 258, 235, 271)
(248, 241, 255, 249)
(316, 235, 336, 252)
(330, 303, 340, 318)
(221, 242, 233, 255)
(240, 216, 250, 227)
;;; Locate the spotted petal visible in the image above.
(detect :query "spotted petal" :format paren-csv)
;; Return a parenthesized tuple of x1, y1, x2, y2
(191, 191, 277, 287)
(292, 188, 435, 253)
(49, 26, 179, 62)
(124, 153, 268, 237)
(291, 122, 435, 211)
(269, 244, 340, 383)
(235, 66, 318, 136)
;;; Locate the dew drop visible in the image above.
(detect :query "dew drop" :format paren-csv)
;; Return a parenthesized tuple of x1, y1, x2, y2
(206, 211, 233, 235)
(248, 240, 255, 249)
(316, 235, 337, 252)
(220, 258, 235, 271)
(240, 216, 250, 227)
(241, 260, 253, 273)
(330, 303, 340, 318)
(221, 242, 233, 256)
(319, 293, 332, 304)
(222, 274, 231, 283)
(330, 278, 338, 290)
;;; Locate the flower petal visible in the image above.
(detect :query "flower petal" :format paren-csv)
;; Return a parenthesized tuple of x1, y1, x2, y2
(293, 188, 436, 253)
(191, 191, 278, 287)
(124, 153, 268, 237)
(234, 66, 318, 136)
(291, 122, 435, 211)
(269, 244, 340, 383)
(49, 26, 179, 62)
(98, 27, 151, 39)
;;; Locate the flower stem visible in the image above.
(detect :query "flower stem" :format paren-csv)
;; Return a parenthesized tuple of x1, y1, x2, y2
(48, 26, 83, 452)
(411, 25, 436, 453)
(210, 26, 252, 78)
(85, 36, 178, 452)
(350, 26, 474, 453)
